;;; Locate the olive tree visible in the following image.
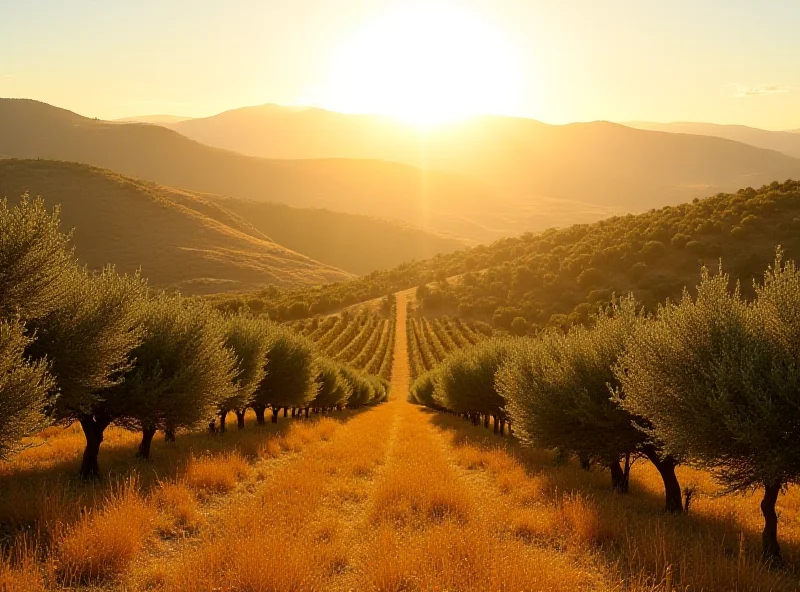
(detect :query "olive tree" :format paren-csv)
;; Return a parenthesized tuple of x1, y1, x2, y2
(312, 359, 350, 412)
(28, 267, 147, 477)
(435, 338, 513, 433)
(0, 196, 75, 321)
(251, 326, 317, 423)
(500, 298, 674, 498)
(617, 256, 800, 559)
(109, 294, 238, 459)
(0, 320, 55, 460)
(341, 366, 372, 408)
(409, 370, 441, 410)
(217, 315, 270, 431)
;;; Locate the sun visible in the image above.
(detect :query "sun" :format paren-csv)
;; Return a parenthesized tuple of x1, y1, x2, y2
(320, 4, 521, 126)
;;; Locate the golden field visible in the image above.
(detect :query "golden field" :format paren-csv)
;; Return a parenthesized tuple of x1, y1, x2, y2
(1, 291, 799, 591)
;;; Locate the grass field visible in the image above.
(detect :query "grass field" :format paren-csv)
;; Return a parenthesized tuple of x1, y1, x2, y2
(2, 291, 800, 591)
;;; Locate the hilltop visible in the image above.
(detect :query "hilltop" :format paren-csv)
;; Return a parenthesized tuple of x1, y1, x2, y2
(169, 103, 800, 214)
(0, 159, 351, 294)
(221, 179, 800, 328)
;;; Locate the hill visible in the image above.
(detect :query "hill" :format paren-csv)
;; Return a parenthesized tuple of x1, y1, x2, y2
(0, 99, 501, 241)
(0, 159, 352, 294)
(209, 198, 465, 275)
(115, 114, 193, 124)
(169, 103, 800, 212)
(625, 121, 800, 159)
(219, 180, 800, 330)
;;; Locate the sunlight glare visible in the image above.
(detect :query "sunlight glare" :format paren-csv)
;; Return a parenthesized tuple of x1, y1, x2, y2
(321, 4, 521, 126)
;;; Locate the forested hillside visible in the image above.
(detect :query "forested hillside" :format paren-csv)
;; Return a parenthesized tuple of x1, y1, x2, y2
(222, 180, 800, 330)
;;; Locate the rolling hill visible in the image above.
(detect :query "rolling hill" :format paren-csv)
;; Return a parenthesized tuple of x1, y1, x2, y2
(115, 114, 193, 124)
(625, 121, 800, 159)
(208, 198, 465, 275)
(0, 99, 500, 241)
(0, 159, 351, 294)
(224, 179, 800, 329)
(6, 99, 800, 243)
(168, 103, 800, 212)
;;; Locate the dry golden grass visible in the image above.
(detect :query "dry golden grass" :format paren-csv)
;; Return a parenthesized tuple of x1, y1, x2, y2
(431, 410, 800, 591)
(0, 409, 352, 590)
(184, 452, 251, 495)
(4, 291, 800, 590)
(55, 477, 155, 586)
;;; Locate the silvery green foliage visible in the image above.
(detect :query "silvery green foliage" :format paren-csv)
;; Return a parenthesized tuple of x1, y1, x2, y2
(312, 358, 350, 408)
(0, 320, 55, 459)
(409, 370, 440, 409)
(28, 266, 147, 422)
(500, 296, 644, 460)
(110, 294, 238, 432)
(616, 257, 800, 493)
(253, 326, 317, 409)
(341, 366, 379, 407)
(434, 338, 513, 417)
(0, 196, 75, 321)
(219, 314, 271, 414)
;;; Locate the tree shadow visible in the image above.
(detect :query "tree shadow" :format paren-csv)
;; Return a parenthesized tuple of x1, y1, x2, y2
(425, 408, 800, 588)
(0, 405, 374, 545)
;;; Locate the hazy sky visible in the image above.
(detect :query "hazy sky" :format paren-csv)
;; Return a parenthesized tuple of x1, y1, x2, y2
(2, 0, 799, 129)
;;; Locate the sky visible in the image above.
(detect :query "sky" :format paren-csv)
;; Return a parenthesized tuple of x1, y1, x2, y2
(1, 0, 799, 129)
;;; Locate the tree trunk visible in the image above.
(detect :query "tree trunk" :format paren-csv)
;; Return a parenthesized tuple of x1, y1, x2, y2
(137, 426, 156, 460)
(761, 480, 782, 561)
(219, 411, 228, 433)
(79, 413, 111, 478)
(643, 446, 682, 513)
(483, 414, 489, 429)
(579, 454, 592, 472)
(235, 409, 246, 429)
(164, 428, 176, 443)
(493, 415, 499, 434)
(305, 407, 310, 419)
(253, 405, 266, 425)
(471, 413, 479, 426)
(283, 407, 289, 417)
(499, 419, 506, 436)
(272, 406, 279, 423)
(608, 460, 625, 492)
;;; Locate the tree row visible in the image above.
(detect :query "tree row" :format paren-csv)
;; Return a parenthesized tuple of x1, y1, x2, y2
(0, 197, 388, 478)
(410, 251, 800, 561)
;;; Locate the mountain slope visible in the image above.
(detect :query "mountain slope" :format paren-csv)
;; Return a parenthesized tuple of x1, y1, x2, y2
(625, 121, 800, 159)
(0, 99, 496, 240)
(209, 198, 465, 275)
(115, 114, 193, 124)
(169, 103, 800, 212)
(0, 159, 351, 294)
(227, 180, 800, 329)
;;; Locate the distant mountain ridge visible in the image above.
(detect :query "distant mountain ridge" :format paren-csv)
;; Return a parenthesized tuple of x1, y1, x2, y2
(0, 98, 503, 241)
(625, 121, 800, 159)
(3, 99, 800, 243)
(168, 102, 800, 213)
(0, 159, 351, 294)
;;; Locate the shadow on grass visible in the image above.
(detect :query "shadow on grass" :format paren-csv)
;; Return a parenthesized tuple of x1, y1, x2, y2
(425, 408, 800, 589)
(0, 406, 375, 545)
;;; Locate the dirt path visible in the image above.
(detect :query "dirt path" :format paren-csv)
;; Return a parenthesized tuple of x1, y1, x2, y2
(129, 288, 608, 591)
